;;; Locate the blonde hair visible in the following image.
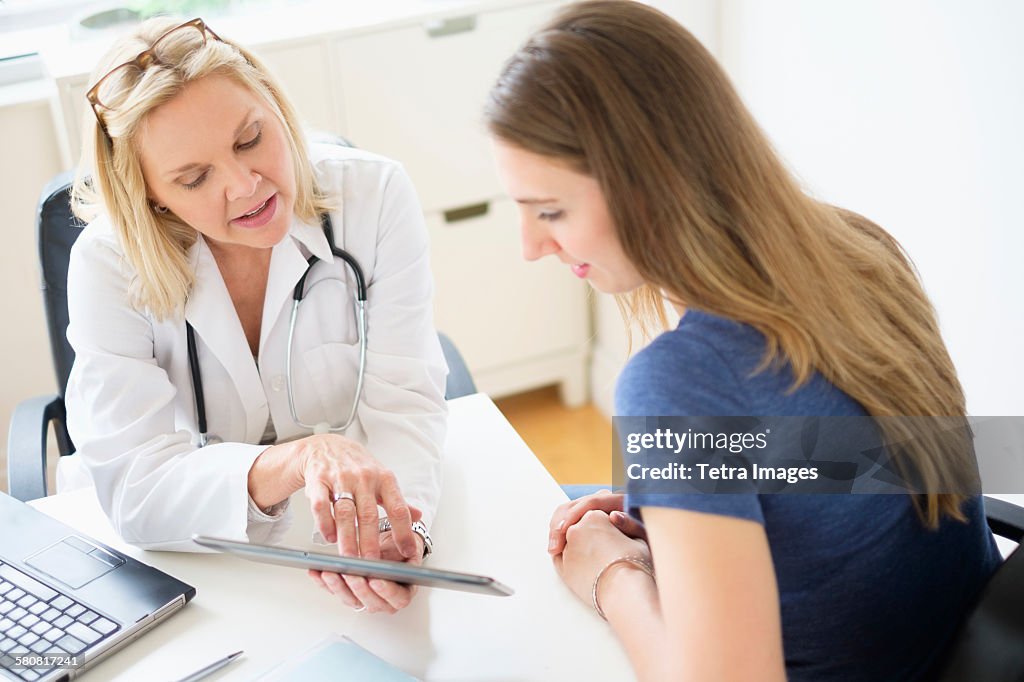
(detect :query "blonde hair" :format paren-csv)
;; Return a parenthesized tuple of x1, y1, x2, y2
(486, 0, 975, 527)
(73, 16, 333, 319)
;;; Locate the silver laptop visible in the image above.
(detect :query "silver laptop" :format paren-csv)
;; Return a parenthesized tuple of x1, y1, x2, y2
(0, 493, 195, 681)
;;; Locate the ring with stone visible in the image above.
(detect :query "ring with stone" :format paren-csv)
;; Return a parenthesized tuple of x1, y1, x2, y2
(332, 491, 355, 504)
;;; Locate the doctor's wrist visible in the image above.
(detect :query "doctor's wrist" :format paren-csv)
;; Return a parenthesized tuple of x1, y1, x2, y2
(248, 443, 303, 509)
(380, 524, 431, 559)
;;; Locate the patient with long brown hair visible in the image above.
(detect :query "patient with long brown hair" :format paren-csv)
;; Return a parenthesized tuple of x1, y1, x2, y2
(485, 2, 999, 680)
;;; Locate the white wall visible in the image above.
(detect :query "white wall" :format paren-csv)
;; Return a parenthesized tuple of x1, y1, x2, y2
(594, 0, 1024, 418)
(3, 1, 1019, 478)
(717, 0, 1024, 415)
(0, 93, 65, 476)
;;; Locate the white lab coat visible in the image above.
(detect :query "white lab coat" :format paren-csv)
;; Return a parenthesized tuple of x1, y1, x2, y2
(61, 144, 447, 551)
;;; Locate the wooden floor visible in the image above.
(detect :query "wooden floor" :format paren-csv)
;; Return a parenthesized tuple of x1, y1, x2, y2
(0, 387, 608, 496)
(494, 386, 613, 485)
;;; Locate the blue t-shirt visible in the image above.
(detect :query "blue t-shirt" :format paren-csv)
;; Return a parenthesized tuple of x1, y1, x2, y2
(618, 309, 1000, 681)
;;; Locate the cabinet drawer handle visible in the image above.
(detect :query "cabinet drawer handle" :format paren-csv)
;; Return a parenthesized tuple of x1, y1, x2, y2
(424, 15, 477, 38)
(444, 202, 490, 223)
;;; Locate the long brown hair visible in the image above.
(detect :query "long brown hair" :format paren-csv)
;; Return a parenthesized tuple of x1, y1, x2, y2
(485, 0, 974, 526)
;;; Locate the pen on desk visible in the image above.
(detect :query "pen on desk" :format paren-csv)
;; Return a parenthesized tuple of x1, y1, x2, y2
(174, 650, 244, 682)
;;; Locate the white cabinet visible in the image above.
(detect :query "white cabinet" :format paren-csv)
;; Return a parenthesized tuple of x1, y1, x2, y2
(46, 0, 590, 405)
(53, 78, 88, 164)
(426, 199, 589, 404)
(334, 3, 556, 213)
(333, 0, 588, 403)
(259, 41, 338, 135)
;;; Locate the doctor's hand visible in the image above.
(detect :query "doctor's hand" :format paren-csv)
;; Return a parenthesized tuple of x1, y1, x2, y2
(295, 434, 421, 561)
(250, 433, 421, 561)
(548, 490, 647, 555)
(308, 531, 425, 614)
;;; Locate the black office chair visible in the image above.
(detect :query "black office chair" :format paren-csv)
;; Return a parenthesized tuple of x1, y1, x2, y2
(6, 168, 476, 503)
(931, 497, 1024, 681)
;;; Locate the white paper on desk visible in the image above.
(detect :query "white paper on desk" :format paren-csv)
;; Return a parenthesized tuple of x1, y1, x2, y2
(257, 633, 420, 681)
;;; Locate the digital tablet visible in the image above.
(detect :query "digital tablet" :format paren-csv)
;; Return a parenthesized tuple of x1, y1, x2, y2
(192, 535, 514, 597)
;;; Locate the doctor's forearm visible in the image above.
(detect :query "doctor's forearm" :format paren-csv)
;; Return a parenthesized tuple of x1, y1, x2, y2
(248, 443, 303, 509)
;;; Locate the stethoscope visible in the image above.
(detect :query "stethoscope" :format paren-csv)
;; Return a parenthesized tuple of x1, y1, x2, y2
(185, 213, 367, 447)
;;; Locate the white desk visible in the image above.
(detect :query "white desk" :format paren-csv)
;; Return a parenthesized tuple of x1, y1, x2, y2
(30, 394, 635, 681)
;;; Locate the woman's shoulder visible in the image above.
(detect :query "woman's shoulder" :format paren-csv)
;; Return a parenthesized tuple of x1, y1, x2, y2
(616, 309, 869, 418)
(308, 141, 422, 222)
(309, 140, 406, 185)
(306, 139, 427, 266)
(615, 310, 754, 417)
(67, 213, 154, 317)
(70, 213, 129, 272)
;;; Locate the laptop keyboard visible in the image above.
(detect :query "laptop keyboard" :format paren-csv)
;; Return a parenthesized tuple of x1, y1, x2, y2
(0, 562, 120, 681)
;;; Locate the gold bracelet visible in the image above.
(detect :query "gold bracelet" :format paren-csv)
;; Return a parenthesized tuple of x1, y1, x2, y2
(592, 555, 655, 621)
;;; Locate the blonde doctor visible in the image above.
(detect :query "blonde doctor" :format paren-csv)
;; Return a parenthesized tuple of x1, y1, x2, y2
(61, 17, 446, 614)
